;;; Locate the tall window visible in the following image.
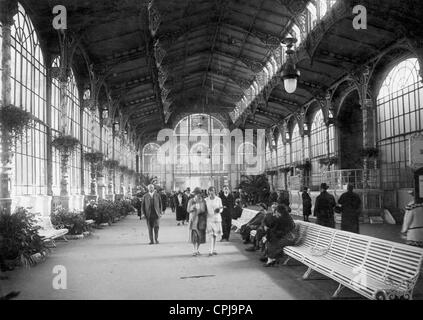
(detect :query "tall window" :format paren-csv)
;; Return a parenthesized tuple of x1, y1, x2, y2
(142, 143, 163, 182)
(377, 58, 422, 189)
(11, 3, 48, 195)
(291, 124, 302, 163)
(310, 109, 335, 158)
(277, 134, 285, 167)
(51, 57, 82, 195)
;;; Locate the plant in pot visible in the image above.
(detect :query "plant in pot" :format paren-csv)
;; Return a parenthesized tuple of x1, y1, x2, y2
(103, 159, 119, 170)
(51, 135, 80, 155)
(51, 206, 87, 236)
(360, 147, 379, 158)
(0, 207, 49, 269)
(0, 104, 34, 148)
(84, 151, 104, 164)
(237, 174, 270, 205)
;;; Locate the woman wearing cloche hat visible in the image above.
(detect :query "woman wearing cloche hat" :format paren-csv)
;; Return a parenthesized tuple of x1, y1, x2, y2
(187, 187, 207, 256)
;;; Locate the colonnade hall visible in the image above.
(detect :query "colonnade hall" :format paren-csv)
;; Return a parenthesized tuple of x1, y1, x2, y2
(1, 0, 423, 301)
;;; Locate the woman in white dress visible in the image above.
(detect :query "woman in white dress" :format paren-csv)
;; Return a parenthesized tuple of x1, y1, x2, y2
(205, 186, 223, 256)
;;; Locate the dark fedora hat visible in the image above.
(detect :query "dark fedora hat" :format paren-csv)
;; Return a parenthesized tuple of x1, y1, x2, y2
(320, 183, 329, 190)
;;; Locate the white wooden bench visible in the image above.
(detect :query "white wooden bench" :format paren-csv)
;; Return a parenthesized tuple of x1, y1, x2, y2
(35, 213, 69, 247)
(232, 208, 260, 232)
(283, 221, 423, 300)
(84, 219, 95, 227)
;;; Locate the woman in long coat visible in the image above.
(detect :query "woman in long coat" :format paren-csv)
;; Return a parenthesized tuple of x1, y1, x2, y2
(175, 191, 188, 225)
(263, 204, 297, 267)
(187, 187, 207, 256)
(302, 187, 312, 222)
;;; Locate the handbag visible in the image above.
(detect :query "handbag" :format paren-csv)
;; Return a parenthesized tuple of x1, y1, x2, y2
(197, 212, 207, 230)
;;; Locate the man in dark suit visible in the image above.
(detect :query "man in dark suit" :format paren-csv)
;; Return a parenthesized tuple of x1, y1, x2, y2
(141, 184, 163, 244)
(219, 185, 235, 241)
(314, 183, 336, 228)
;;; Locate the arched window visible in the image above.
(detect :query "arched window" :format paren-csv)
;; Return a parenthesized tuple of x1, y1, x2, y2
(377, 58, 422, 188)
(318, 0, 328, 18)
(277, 134, 285, 167)
(51, 57, 82, 195)
(291, 124, 302, 163)
(11, 3, 48, 195)
(306, 3, 318, 33)
(265, 143, 271, 168)
(290, 24, 302, 45)
(311, 109, 331, 158)
(142, 143, 162, 179)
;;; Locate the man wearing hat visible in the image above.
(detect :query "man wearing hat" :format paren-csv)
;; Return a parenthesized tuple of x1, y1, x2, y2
(338, 184, 362, 233)
(314, 183, 336, 228)
(141, 184, 163, 244)
(219, 185, 235, 241)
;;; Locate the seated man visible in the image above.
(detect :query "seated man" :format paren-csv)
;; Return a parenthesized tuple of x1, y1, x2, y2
(247, 203, 278, 254)
(240, 203, 268, 245)
(232, 199, 243, 220)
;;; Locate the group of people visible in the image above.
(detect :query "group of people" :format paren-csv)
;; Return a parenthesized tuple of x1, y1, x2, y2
(241, 202, 298, 266)
(302, 183, 362, 233)
(138, 184, 244, 255)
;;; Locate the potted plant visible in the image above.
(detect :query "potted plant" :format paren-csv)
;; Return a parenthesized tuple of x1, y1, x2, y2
(51, 207, 87, 237)
(0, 207, 49, 269)
(0, 104, 33, 148)
(360, 147, 379, 158)
(319, 156, 338, 166)
(84, 151, 104, 164)
(51, 135, 80, 155)
(103, 159, 119, 169)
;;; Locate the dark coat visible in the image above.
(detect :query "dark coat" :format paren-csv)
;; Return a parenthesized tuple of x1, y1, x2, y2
(219, 192, 234, 219)
(175, 193, 188, 221)
(141, 192, 162, 221)
(232, 205, 243, 220)
(302, 191, 312, 216)
(314, 191, 336, 227)
(338, 191, 362, 233)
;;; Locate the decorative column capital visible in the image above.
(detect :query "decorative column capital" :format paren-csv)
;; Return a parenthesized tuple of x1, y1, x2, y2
(0, 0, 18, 25)
(295, 107, 306, 137)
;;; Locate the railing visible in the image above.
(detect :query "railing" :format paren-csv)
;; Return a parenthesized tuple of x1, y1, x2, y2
(288, 169, 381, 191)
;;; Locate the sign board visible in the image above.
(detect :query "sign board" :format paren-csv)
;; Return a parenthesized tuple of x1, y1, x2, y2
(409, 133, 423, 170)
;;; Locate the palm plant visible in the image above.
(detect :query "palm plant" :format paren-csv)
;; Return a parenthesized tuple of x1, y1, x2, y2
(139, 173, 158, 190)
(237, 174, 270, 204)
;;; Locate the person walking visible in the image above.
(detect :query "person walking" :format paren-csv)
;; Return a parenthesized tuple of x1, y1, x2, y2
(184, 188, 192, 223)
(169, 191, 176, 213)
(141, 184, 163, 244)
(205, 186, 223, 256)
(314, 183, 336, 228)
(160, 190, 167, 215)
(302, 186, 312, 222)
(175, 190, 188, 225)
(187, 187, 207, 256)
(338, 184, 362, 233)
(219, 185, 234, 241)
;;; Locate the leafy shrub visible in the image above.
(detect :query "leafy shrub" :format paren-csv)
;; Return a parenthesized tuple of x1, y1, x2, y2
(117, 199, 135, 217)
(0, 207, 48, 268)
(51, 207, 87, 235)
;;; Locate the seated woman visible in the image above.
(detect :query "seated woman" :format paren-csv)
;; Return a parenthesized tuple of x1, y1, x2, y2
(262, 204, 297, 267)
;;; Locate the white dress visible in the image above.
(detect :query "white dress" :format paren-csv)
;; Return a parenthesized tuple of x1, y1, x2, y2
(205, 196, 223, 236)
